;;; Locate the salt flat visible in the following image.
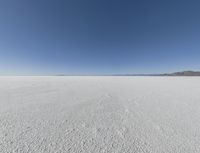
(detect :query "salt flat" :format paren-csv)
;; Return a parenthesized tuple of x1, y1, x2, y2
(0, 76, 200, 153)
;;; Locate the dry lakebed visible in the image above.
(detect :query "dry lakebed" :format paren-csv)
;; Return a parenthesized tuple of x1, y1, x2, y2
(0, 76, 200, 153)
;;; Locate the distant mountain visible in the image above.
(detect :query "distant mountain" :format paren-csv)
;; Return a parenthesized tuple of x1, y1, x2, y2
(163, 71, 200, 76)
(113, 71, 200, 76)
(54, 71, 200, 76)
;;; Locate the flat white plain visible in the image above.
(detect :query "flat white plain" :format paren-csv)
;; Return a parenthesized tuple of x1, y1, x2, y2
(0, 76, 200, 153)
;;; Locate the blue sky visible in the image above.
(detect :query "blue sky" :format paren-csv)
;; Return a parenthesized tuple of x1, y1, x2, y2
(0, 0, 200, 75)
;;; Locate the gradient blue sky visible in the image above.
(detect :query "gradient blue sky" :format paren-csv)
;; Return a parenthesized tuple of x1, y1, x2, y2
(0, 0, 200, 75)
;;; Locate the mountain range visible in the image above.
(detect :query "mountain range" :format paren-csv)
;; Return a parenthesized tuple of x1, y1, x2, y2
(114, 71, 200, 76)
(162, 71, 200, 76)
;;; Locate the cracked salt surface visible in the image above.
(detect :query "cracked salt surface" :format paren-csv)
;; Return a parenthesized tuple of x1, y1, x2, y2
(0, 76, 200, 152)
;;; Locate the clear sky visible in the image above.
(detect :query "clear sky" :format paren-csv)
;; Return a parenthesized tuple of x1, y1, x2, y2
(0, 0, 200, 75)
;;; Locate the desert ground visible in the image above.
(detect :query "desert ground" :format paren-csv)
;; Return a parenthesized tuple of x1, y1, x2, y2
(0, 76, 200, 153)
